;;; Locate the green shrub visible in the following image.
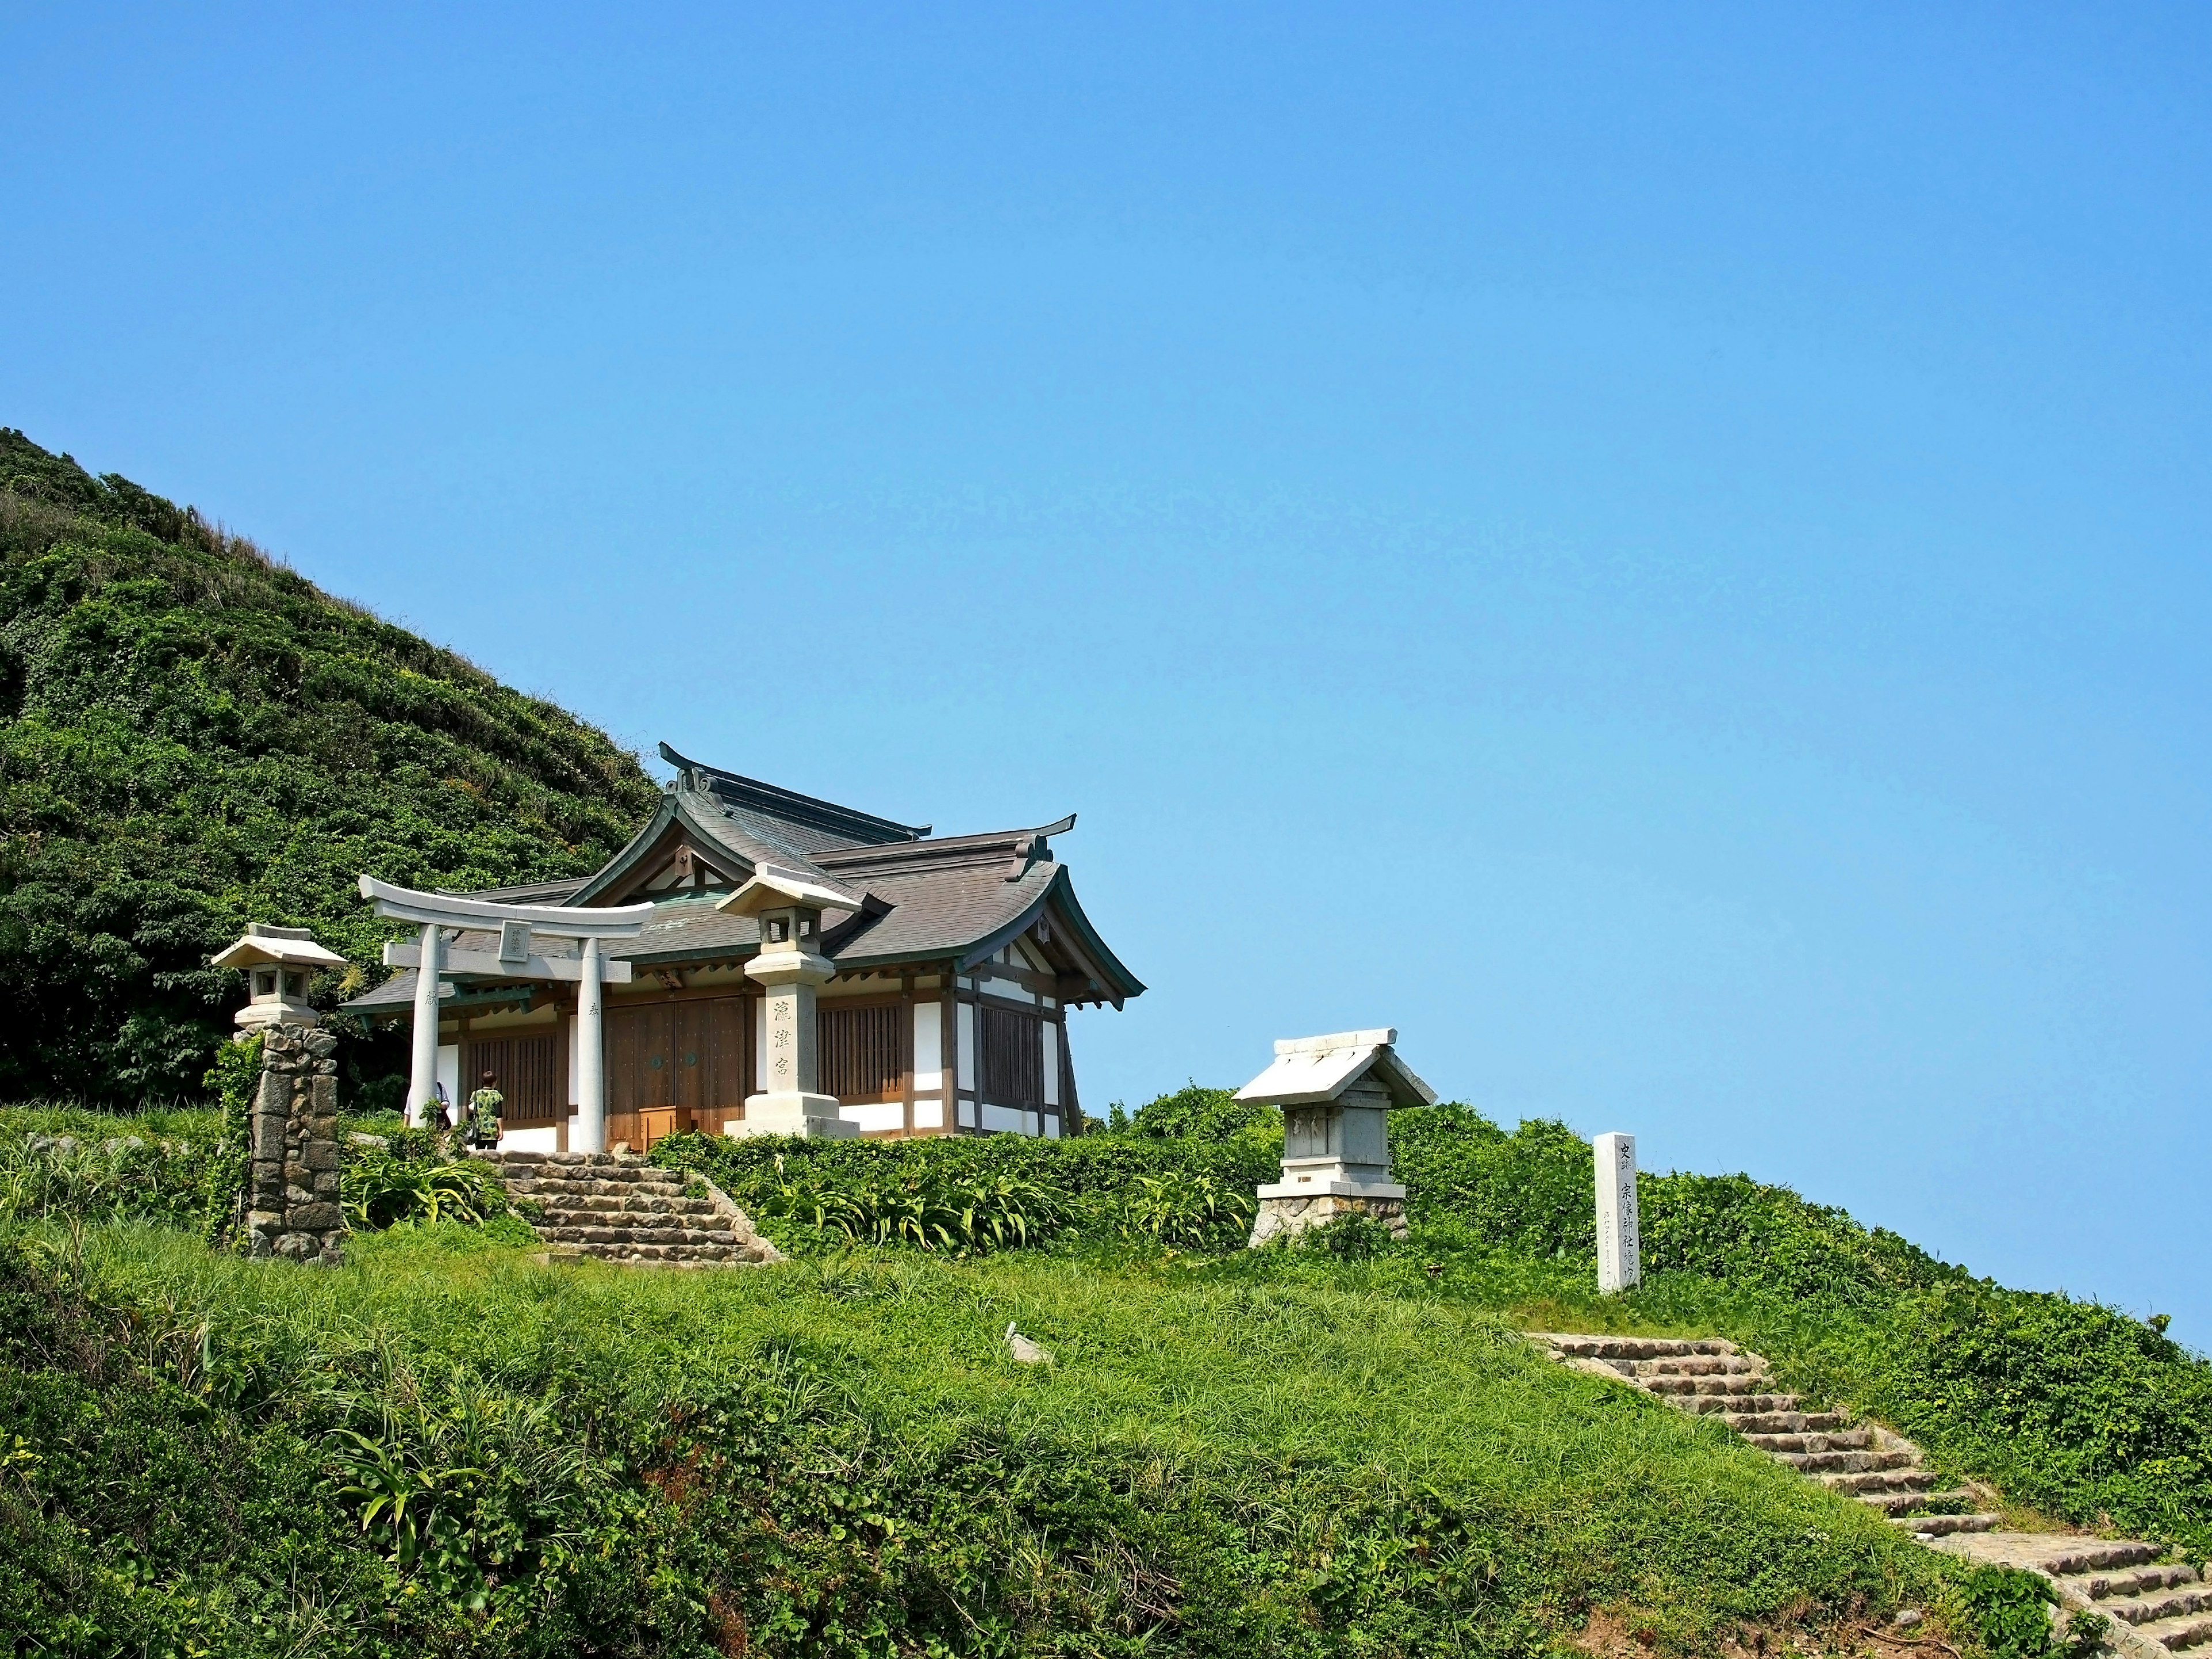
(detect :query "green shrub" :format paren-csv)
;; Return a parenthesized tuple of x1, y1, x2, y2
(1116, 1169, 1254, 1251)
(752, 1153, 1068, 1253)
(1111, 1082, 1281, 1147)
(340, 1147, 517, 1230)
(1942, 1565, 2105, 1659)
(652, 1097, 1280, 1259)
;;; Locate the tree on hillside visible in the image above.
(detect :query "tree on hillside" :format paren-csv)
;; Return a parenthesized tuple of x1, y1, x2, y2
(0, 429, 661, 1104)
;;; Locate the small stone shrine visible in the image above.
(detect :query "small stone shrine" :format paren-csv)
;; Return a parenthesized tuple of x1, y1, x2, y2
(248, 1022, 346, 1263)
(1238, 1028, 1435, 1245)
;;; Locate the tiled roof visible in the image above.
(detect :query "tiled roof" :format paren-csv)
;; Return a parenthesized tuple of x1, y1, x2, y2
(341, 747, 1143, 1013)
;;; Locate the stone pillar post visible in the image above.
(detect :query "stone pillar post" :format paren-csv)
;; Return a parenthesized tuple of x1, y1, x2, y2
(733, 933, 857, 1138)
(574, 935, 606, 1153)
(247, 1022, 346, 1264)
(407, 922, 443, 1128)
(1594, 1130, 1640, 1294)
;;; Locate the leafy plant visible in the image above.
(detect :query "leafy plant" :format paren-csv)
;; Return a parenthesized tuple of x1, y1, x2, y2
(340, 1147, 515, 1231)
(1298, 1210, 1395, 1260)
(1117, 1170, 1253, 1250)
(198, 1032, 260, 1247)
(1941, 1565, 2103, 1659)
(756, 1155, 1066, 1253)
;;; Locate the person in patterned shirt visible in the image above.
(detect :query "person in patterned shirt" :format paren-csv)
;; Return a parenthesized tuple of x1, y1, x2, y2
(465, 1072, 503, 1149)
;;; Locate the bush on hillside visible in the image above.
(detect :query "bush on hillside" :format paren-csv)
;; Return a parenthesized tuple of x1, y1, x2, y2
(0, 428, 660, 1105)
(1108, 1082, 1281, 1146)
(652, 1102, 1280, 1257)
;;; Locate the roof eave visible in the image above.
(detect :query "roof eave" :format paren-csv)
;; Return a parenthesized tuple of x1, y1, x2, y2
(953, 866, 1144, 1005)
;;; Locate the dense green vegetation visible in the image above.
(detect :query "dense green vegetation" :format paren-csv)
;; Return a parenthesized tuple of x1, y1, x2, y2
(2, 1214, 1948, 1659)
(0, 429, 660, 1106)
(6, 1086, 2204, 1656)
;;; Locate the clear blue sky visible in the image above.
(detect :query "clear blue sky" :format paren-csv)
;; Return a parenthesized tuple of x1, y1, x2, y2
(6, 5, 2207, 1342)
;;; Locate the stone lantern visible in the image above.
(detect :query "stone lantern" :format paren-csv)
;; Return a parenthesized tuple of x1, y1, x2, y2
(210, 925, 350, 1035)
(1238, 1028, 1435, 1245)
(717, 864, 862, 1139)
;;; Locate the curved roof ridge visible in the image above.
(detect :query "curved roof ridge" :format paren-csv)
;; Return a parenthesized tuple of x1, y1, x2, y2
(658, 741, 929, 844)
(817, 813, 1075, 870)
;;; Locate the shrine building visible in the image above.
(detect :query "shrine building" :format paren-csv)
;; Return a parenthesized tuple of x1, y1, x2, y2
(343, 744, 1143, 1152)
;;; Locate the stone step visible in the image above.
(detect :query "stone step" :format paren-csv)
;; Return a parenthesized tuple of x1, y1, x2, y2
(532, 1195, 719, 1217)
(1895, 1513, 2002, 1537)
(1824, 1468, 1939, 1497)
(2137, 1612, 2212, 1653)
(1643, 1373, 1777, 1397)
(572, 1244, 741, 1263)
(534, 1207, 725, 1231)
(1774, 1448, 1918, 1475)
(2030, 1540, 2168, 1577)
(543, 1225, 743, 1248)
(1681, 1393, 1804, 1415)
(1744, 1431, 1874, 1454)
(1624, 1355, 1763, 1378)
(2062, 1565, 2206, 1604)
(1725, 1410, 1851, 1435)
(507, 1171, 690, 1191)
(1535, 1335, 1736, 1360)
(2101, 1586, 2212, 1628)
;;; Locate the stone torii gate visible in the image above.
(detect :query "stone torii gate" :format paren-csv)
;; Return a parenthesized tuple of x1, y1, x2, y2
(358, 876, 653, 1153)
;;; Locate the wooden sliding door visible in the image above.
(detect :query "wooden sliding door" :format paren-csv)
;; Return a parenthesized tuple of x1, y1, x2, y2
(607, 995, 753, 1148)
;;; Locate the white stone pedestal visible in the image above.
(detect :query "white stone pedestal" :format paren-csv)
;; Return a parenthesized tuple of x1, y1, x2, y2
(726, 1092, 858, 1141)
(1594, 1130, 1641, 1293)
(736, 938, 857, 1140)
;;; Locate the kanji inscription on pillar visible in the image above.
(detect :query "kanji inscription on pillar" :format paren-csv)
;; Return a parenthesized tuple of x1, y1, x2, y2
(1594, 1131, 1640, 1294)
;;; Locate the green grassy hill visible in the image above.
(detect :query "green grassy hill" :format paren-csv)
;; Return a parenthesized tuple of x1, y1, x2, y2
(0, 429, 659, 1104)
(2, 1092, 2206, 1658)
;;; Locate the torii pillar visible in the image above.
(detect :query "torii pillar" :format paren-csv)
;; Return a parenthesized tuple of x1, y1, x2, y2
(358, 876, 652, 1151)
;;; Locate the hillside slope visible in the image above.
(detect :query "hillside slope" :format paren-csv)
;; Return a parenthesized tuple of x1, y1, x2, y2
(0, 429, 660, 1103)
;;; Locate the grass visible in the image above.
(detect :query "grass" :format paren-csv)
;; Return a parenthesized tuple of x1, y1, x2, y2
(8, 1092, 2206, 1653)
(3, 1217, 1949, 1658)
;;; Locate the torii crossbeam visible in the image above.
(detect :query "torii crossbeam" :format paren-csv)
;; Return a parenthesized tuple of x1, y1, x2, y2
(358, 876, 653, 1153)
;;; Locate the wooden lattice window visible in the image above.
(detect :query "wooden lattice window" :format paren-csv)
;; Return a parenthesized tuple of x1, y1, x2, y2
(464, 1033, 562, 1124)
(979, 1006, 1043, 1108)
(819, 1003, 905, 1103)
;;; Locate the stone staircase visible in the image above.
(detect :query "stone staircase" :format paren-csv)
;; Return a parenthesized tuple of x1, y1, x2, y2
(1535, 1335, 2211, 1657)
(476, 1149, 782, 1268)
(1931, 1534, 2212, 1659)
(1535, 1334, 1999, 1534)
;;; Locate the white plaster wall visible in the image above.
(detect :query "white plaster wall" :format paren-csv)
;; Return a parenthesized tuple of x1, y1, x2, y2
(437, 1044, 460, 1109)
(912, 1098, 942, 1129)
(839, 1101, 906, 1133)
(567, 1017, 580, 1105)
(1042, 1114, 1061, 1139)
(956, 1002, 976, 1091)
(1041, 1023, 1059, 1108)
(982, 1104, 1036, 1136)
(912, 1001, 942, 1093)
(755, 996, 768, 1093)
(499, 1124, 560, 1153)
(957, 1100, 976, 1128)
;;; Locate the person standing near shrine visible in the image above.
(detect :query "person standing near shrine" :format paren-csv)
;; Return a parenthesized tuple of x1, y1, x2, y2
(466, 1071, 503, 1149)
